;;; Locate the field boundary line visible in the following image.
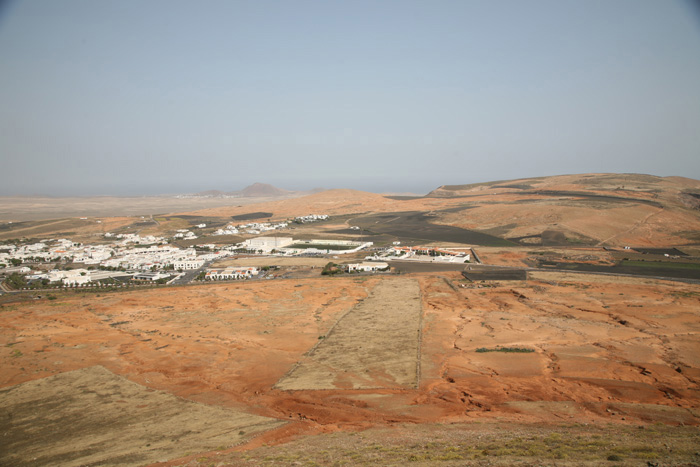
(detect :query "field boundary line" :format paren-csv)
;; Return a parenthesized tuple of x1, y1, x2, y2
(415, 278, 424, 389)
(272, 282, 374, 390)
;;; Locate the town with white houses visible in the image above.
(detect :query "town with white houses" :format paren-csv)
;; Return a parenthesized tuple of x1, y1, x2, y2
(0, 214, 472, 290)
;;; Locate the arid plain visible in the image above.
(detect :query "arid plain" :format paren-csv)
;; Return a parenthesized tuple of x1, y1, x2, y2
(1, 174, 700, 466)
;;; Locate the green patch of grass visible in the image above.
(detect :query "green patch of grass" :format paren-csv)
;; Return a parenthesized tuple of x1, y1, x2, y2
(672, 290, 700, 298)
(475, 347, 535, 353)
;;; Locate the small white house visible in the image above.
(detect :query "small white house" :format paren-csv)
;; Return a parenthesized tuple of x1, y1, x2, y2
(346, 262, 389, 272)
(132, 272, 171, 281)
(173, 259, 205, 270)
(205, 267, 259, 280)
(51, 268, 91, 286)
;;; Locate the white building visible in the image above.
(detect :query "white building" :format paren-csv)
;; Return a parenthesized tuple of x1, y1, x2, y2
(3, 266, 32, 274)
(173, 259, 205, 270)
(295, 214, 329, 223)
(243, 237, 294, 252)
(280, 239, 373, 255)
(213, 226, 239, 235)
(48, 268, 91, 286)
(132, 272, 171, 281)
(346, 262, 389, 272)
(205, 267, 259, 280)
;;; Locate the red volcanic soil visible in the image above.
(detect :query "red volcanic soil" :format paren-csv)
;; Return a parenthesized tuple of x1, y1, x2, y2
(2, 273, 699, 453)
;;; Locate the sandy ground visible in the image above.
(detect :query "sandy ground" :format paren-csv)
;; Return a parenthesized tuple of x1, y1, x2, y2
(0, 366, 282, 467)
(0, 216, 137, 242)
(1, 272, 699, 465)
(0, 195, 299, 222)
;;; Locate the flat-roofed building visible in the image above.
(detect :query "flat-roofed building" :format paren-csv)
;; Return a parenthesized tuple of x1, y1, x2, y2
(346, 262, 389, 272)
(243, 237, 293, 252)
(205, 267, 259, 280)
(173, 259, 205, 270)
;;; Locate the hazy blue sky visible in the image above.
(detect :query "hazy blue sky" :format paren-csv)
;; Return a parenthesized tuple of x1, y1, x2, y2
(1, 0, 699, 195)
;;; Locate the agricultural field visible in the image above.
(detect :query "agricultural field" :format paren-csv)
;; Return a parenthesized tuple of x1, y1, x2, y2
(276, 278, 422, 390)
(230, 212, 274, 221)
(350, 211, 516, 247)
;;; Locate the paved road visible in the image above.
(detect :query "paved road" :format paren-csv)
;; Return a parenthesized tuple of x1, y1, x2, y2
(171, 262, 211, 285)
(467, 263, 700, 285)
(0, 279, 14, 294)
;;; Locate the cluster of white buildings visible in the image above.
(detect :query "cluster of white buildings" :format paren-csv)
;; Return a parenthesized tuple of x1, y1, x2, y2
(173, 229, 198, 240)
(1, 218, 381, 287)
(204, 267, 259, 280)
(213, 221, 289, 236)
(240, 237, 373, 255)
(294, 214, 329, 223)
(0, 239, 107, 264)
(368, 246, 471, 263)
(212, 214, 328, 236)
(213, 225, 240, 235)
(172, 224, 206, 239)
(25, 268, 133, 286)
(1, 233, 376, 276)
(101, 245, 195, 270)
(104, 233, 166, 245)
(0, 234, 233, 276)
(345, 262, 389, 272)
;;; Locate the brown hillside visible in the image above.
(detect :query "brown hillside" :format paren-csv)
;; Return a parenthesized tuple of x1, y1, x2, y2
(2, 273, 699, 465)
(427, 174, 700, 247)
(181, 174, 700, 247)
(178, 188, 464, 219)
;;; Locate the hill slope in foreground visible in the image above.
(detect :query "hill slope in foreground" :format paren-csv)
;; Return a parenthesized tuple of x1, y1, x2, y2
(1, 273, 699, 466)
(183, 173, 700, 247)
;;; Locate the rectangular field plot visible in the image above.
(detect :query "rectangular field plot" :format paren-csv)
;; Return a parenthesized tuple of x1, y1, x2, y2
(276, 278, 422, 390)
(0, 366, 284, 467)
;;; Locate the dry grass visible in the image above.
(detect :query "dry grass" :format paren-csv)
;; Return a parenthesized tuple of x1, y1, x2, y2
(276, 278, 422, 390)
(188, 422, 700, 466)
(0, 366, 283, 467)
